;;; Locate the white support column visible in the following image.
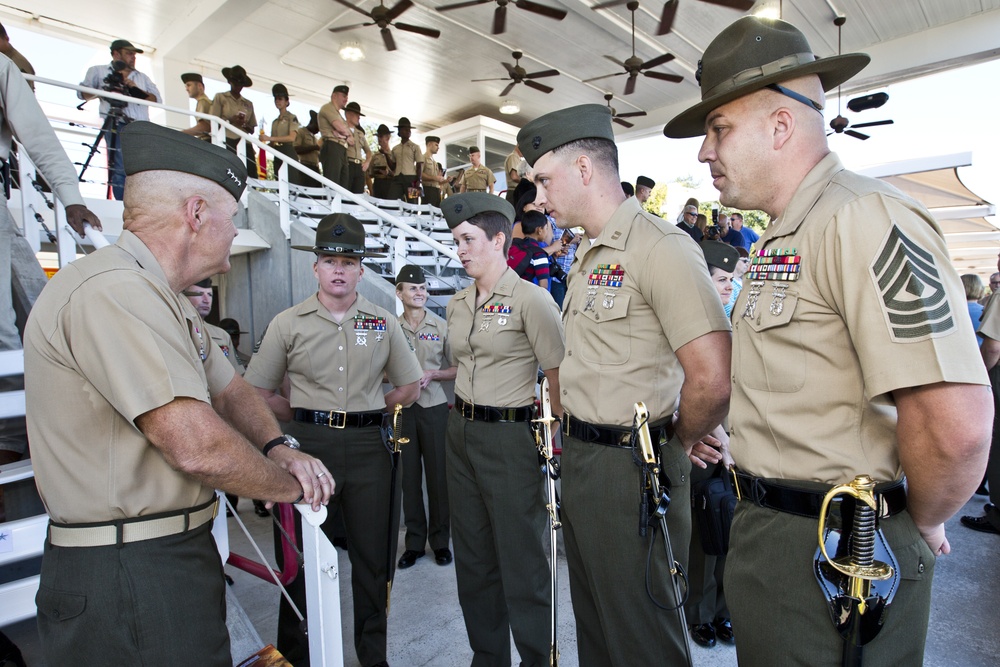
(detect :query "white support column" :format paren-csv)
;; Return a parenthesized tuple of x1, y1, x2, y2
(297, 504, 344, 667)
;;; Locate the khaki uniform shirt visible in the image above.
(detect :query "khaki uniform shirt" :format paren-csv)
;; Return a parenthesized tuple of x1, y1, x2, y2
(205, 322, 246, 375)
(730, 153, 988, 483)
(463, 164, 495, 191)
(504, 151, 523, 184)
(979, 293, 1000, 355)
(447, 267, 564, 407)
(270, 109, 299, 146)
(192, 93, 213, 140)
(294, 127, 320, 168)
(245, 293, 422, 411)
(368, 150, 391, 180)
(24, 231, 235, 523)
(421, 151, 440, 185)
(318, 102, 348, 146)
(346, 126, 367, 161)
(0, 57, 84, 207)
(211, 91, 256, 140)
(391, 140, 422, 177)
(561, 197, 730, 426)
(398, 309, 451, 408)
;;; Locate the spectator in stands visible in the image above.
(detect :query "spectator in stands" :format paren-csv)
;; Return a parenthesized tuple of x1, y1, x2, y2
(259, 84, 299, 180)
(718, 212, 743, 246)
(635, 175, 654, 205)
(293, 110, 322, 188)
(504, 145, 524, 205)
(367, 123, 393, 199)
(964, 273, 986, 347)
(79, 39, 162, 200)
(677, 203, 703, 242)
(180, 73, 212, 140)
(421, 136, 447, 206)
(677, 196, 700, 223)
(731, 211, 759, 251)
(343, 101, 371, 194)
(460, 146, 495, 194)
(390, 117, 423, 202)
(317, 84, 353, 190)
(509, 210, 552, 291)
(210, 65, 257, 176)
(24, 121, 329, 665)
(726, 247, 750, 317)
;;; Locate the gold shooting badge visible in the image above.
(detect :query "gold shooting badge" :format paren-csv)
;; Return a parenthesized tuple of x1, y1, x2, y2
(354, 313, 387, 346)
(589, 264, 624, 310)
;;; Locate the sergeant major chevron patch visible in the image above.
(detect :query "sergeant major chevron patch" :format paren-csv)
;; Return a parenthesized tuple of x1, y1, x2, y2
(870, 224, 954, 341)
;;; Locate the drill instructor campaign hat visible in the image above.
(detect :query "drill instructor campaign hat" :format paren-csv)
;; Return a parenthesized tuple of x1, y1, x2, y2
(663, 16, 869, 138)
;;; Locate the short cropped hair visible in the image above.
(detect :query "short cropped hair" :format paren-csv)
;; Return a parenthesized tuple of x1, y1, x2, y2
(467, 210, 513, 255)
(553, 137, 619, 175)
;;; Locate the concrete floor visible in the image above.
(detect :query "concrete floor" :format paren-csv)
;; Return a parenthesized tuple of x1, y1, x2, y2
(4, 495, 998, 666)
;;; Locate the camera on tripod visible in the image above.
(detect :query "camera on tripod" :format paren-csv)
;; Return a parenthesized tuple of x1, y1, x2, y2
(102, 61, 131, 109)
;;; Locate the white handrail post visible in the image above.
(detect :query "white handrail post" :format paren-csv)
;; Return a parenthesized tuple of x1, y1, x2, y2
(54, 199, 77, 268)
(296, 504, 343, 667)
(277, 161, 290, 238)
(15, 148, 42, 252)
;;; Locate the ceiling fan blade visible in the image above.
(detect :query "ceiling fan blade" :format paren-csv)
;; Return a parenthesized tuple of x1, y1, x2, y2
(592, 0, 631, 9)
(472, 77, 513, 82)
(641, 52, 675, 70)
(499, 81, 517, 97)
(525, 69, 560, 79)
(845, 129, 869, 140)
(524, 79, 554, 94)
(332, 0, 373, 18)
(615, 110, 647, 119)
(438, 0, 491, 8)
(381, 27, 397, 51)
(328, 22, 370, 33)
(613, 117, 635, 128)
(851, 119, 894, 129)
(847, 92, 889, 113)
(700, 0, 757, 10)
(493, 5, 507, 34)
(603, 55, 627, 68)
(385, 0, 414, 21)
(515, 0, 568, 20)
(643, 70, 684, 83)
(582, 72, 624, 83)
(657, 0, 679, 36)
(624, 75, 637, 96)
(395, 22, 441, 38)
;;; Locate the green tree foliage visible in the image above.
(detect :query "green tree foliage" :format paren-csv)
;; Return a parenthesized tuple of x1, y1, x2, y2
(643, 183, 668, 216)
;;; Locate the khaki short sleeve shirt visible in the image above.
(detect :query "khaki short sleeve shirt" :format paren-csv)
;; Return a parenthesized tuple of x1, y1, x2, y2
(447, 268, 564, 407)
(977, 293, 1000, 348)
(210, 92, 256, 140)
(205, 322, 246, 375)
(317, 102, 347, 145)
(504, 152, 523, 179)
(391, 140, 422, 177)
(346, 126, 367, 160)
(245, 293, 422, 411)
(462, 165, 495, 191)
(398, 310, 452, 408)
(421, 152, 440, 183)
(730, 153, 988, 483)
(368, 151, 390, 179)
(294, 128, 320, 167)
(561, 197, 730, 426)
(24, 231, 234, 523)
(270, 110, 299, 143)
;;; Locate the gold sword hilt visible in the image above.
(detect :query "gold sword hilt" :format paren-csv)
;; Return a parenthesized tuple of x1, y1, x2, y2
(391, 403, 410, 453)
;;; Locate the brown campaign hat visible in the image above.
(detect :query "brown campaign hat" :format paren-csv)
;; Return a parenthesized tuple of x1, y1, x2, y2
(272, 83, 291, 99)
(700, 240, 740, 272)
(307, 110, 319, 133)
(180, 73, 203, 84)
(120, 121, 247, 201)
(344, 101, 364, 116)
(663, 16, 870, 138)
(441, 193, 515, 230)
(110, 39, 143, 53)
(395, 264, 426, 285)
(376, 124, 392, 137)
(292, 214, 387, 258)
(396, 117, 414, 130)
(517, 104, 615, 167)
(222, 65, 253, 87)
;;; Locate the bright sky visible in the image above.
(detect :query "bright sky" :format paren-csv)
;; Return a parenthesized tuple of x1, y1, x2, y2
(12, 21, 1000, 225)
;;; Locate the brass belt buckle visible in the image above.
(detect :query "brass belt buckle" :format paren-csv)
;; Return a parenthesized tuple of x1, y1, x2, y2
(731, 467, 742, 501)
(466, 400, 475, 422)
(328, 410, 347, 429)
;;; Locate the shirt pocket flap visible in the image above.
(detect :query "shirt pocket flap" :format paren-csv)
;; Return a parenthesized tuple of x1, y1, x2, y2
(580, 294, 630, 324)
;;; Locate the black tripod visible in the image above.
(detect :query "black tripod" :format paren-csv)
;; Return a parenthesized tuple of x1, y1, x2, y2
(78, 105, 131, 187)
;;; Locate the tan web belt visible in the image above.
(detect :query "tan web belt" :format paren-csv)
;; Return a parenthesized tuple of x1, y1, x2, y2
(48, 497, 219, 548)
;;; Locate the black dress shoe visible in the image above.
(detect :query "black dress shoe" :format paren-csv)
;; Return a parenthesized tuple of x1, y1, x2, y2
(397, 550, 424, 569)
(253, 500, 270, 518)
(434, 548, 453, 565)
(690, 623, 716, 648)
(713, 618, 735, 644)
(961, 514, 1000, 534)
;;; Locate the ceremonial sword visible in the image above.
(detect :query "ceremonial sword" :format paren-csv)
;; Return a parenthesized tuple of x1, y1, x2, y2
(532, 377, 561, 666)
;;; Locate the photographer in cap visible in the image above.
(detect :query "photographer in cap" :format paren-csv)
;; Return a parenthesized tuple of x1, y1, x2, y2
(79, 39, 162, 200)
(664, 16, 991, 665)
(24, 122, 331, 665)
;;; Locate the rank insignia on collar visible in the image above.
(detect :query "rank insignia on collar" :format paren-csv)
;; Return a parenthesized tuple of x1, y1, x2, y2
(747, 248, 801, 282)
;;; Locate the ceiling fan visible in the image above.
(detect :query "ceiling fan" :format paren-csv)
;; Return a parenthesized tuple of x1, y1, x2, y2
(592, 0, 755, 36)
(328, 0, 441, 52)
(437, 0, 567, 35)
(604, 93, 647, 128)
(471, 51, 560, 96)
(583, 1, 682, 95)
(827, 17, 894, 140)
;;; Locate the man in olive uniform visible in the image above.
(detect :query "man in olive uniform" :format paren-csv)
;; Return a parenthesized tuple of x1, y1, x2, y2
(504, 145, 524, 205)
(460, 146, 495, 194)
(23, 122, 332, 665)
(390, 117, 422, 202)
(368, 123, 394, 199)
(183, 278, 244, 375)
(293, 110, 322, 189)
(394, 265, 457, 569)
(518, 104, 732, 666)
(210, 65, 256, 175)
(344, 101, 372, 194)
(420, 135, 446, 207)
(664, 17, 992, 666)
(442, 193, 564, 667)
(180, 72, 212, 140)
(318, 84, 354, 190)
(634, 175, 654, 205)
(245, 214, 422, 667)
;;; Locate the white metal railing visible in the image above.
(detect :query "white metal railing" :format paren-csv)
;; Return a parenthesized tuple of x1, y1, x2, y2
(23, 73, 461, 274)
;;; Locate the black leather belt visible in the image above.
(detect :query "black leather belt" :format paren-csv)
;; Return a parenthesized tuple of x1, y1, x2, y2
(562, 413, 673, 449)
(293, 408, 385, 429)
(732, 469, 907, 519)
(454, 395, 533, 423)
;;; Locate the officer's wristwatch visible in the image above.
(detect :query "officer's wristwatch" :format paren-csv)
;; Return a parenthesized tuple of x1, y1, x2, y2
(262, 435, 301, 458)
